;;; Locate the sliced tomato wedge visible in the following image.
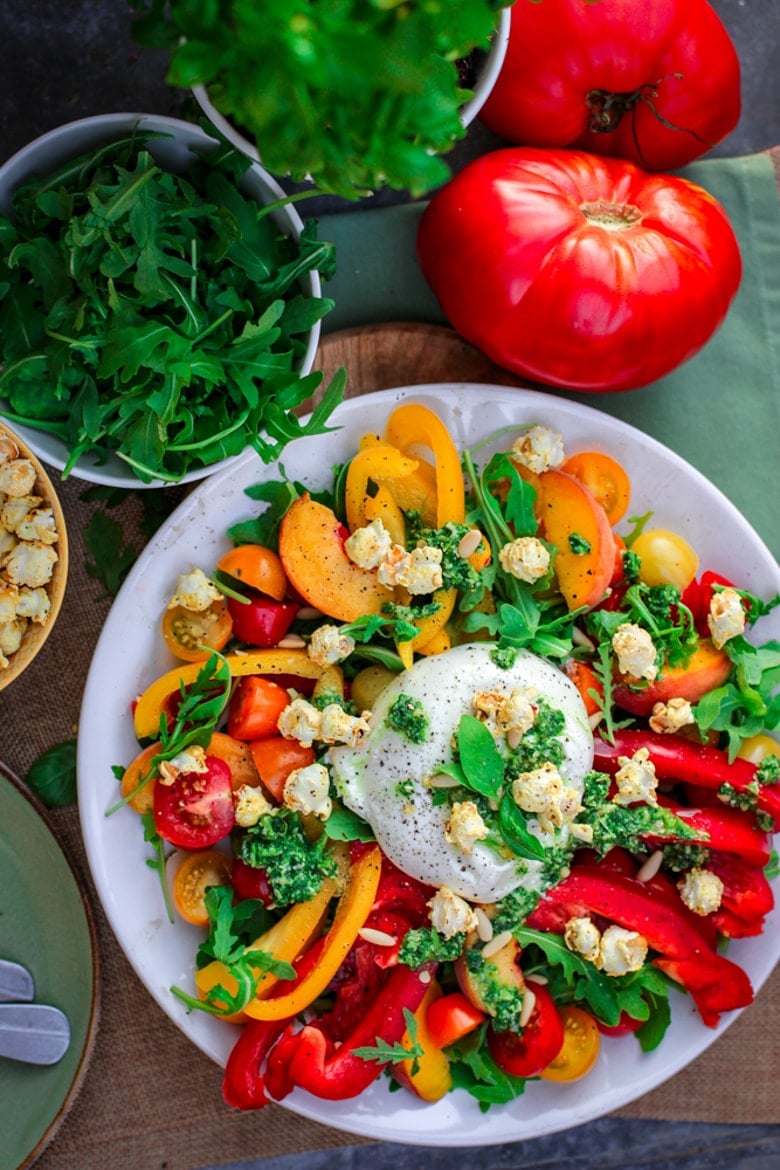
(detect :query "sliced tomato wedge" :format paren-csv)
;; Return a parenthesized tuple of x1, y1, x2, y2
(153, 755, 235, 849)
(162, 600, 233, 662)
(425, 991, 486, 1049)
(486, 983, 564, 1078)
(227, 675, 291, 741)
(172, 849, 232, 925)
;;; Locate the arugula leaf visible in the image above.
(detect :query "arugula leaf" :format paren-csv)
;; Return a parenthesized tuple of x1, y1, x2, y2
(25, 739, 77, 808)
(351, 1009, 423, 1072)
(322, 802, 377, 843)
(447, 1024, 527, 1109)
(695, 637, 780, 759)
(108, 652, 231, 816)
(0, 134, 340, 482)
(141, 811, 175, 924)
(172, 885, 293, 1016)
(516, 927, 671, 1036)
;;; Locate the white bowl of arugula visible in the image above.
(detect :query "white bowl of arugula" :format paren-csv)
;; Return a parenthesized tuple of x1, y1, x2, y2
(0, 114, 341, 488)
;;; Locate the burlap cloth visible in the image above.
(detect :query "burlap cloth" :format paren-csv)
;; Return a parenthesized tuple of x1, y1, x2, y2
(3, 151, 780, 1167)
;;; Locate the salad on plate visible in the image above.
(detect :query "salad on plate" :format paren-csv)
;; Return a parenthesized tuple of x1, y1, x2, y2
(107, 397, 779, 1117)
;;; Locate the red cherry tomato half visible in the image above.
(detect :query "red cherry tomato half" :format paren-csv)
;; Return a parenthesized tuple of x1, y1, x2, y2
(227, 595, 299, 649)
(231, 857, 274, 906)
(153, 756, 235, 850)
(227, 675, 291, 742)
(597, 1011, 645, 1038)
(486, 983, 564, 1078)
(425, 991, 486, 1049)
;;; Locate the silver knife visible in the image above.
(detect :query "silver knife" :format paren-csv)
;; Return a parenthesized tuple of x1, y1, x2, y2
(0, 958, 34, 1003)
(0, 1003, 71, 1065)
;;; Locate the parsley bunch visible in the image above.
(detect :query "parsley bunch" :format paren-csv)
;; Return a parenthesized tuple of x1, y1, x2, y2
(131, 0, 508, 200)
(0, 133, 342, 482)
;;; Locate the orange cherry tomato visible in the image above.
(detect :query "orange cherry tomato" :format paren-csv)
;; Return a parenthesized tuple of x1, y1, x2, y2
(206, 731, 261, 790)
(562, 659, 603, 718)
(216, 545, 289, 602)
(539, 1004, 601, 1082)
(561, 451, 631, 526)
(425, 991, 486, 1049)
(161, 600, 233, 662)
(249, 736, 316, 802)
(227, 675, 291, 742)
(120, 742, 159, 814)
(172, 849, 232, 926)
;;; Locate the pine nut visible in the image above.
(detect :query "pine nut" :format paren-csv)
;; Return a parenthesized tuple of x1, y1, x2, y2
(588, 711, 605, 731)
(636, 849, 664, 882)
(427, 773, 462, 788)
(295, 605, 324, 621)
(506, 728, 523, 750)
(571, 627, 596, 649)
(526, 972, 548, 986)
(358, 927, 398, 947)
(481, 929, 513, 959)
(474, 906, 494, 942)
(457, 528, 483, 559)
(519, 987, 537, 1028)
(277, 633, 306, 649)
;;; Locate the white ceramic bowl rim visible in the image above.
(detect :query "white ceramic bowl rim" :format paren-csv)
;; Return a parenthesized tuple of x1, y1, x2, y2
(192, 7, 512, 167)
(0, 113, 324, 489)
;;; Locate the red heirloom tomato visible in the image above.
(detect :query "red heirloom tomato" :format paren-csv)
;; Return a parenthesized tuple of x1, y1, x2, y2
(480, 0, 740, 173)
(416, 148, 741, 392)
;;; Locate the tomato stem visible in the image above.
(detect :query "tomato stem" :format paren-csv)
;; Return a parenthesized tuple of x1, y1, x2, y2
(585, 73, 714, 169)
(579, 201, 642, 230)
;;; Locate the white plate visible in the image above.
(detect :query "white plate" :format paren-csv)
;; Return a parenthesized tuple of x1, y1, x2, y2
(77, 384, 780, 1146)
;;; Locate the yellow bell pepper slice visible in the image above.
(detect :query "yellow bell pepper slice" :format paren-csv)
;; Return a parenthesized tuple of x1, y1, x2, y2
(134, 649, 343, 740)
(416, 625, 452, 658)
(193, 858, 346, 1020)
(362, 487, 407, 547)
(241, 844, 382, 1021)
(345, 443, 419, 537)
(396, 586, 457, 670)
(384, 403, 465, 526)
(397, 981, 453, 1102)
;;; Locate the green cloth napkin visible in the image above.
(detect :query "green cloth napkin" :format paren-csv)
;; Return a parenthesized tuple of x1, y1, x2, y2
(318, 154, 779, 559)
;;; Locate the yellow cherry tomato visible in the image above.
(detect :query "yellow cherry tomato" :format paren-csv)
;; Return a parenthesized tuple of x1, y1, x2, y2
(172, 849, 232, 927)
(632, 528, 699, 590)
(539, 1004, 600, 1083)
(737, 734, 780, 765)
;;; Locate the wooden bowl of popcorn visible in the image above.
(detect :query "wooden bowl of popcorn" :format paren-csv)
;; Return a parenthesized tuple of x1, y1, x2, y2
(0, 422, 68, 690)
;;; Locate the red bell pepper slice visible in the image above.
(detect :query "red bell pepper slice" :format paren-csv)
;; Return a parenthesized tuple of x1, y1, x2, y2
(593, 730, 780, 828)
(265, 962, 436, 1102)
(652, 799, 772, 867)
(222, 938, 326, 1110)
(527, 865, 753, 1027)
(708, 852, 775, 928)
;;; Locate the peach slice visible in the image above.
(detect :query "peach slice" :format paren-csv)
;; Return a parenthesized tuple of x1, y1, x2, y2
(278, 493, 394, 622)
(535, 468, 615, 610)
(613, 638, 733, 716)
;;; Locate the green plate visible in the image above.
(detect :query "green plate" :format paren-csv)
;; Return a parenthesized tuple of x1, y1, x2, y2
(0, 764, 99, 1169)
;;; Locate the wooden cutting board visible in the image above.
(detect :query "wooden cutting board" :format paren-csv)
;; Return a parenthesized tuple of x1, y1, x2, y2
(313, 321, 527, 398)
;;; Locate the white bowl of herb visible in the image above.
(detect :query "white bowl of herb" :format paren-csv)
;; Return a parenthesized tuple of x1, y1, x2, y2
(0, 114, 341, 488)
(131, 1, 512, 202)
